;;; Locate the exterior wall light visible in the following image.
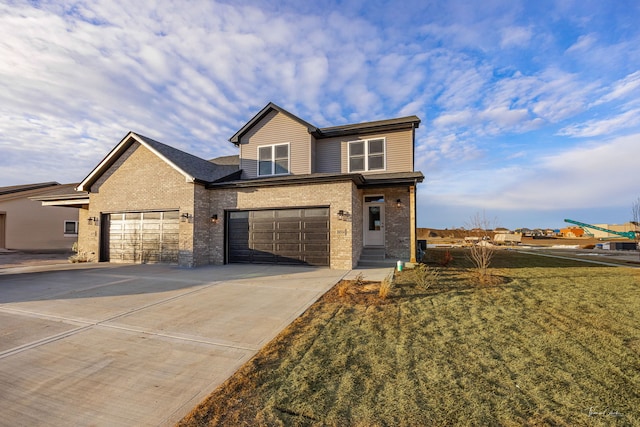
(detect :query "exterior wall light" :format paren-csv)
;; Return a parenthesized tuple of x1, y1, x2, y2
(396, 199, 403, 208)
(337, 209, 350, 221)
(210, 214, 219, 224)
(88, 216, 99, 225)
(180, 213, 192, 222)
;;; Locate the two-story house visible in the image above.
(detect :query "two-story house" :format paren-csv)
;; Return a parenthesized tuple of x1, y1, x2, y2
(48, 102, 423, 269)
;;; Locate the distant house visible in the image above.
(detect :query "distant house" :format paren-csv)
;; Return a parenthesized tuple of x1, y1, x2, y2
(0, 182, 82, 251)
(560, 227, 586, 238)
(40, 102, 424, 268)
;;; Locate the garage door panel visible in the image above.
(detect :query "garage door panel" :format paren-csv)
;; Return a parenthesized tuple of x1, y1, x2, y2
(303, 232, 329, 242)
(277, 221, 302, 231)
(228, 208, 329, 266)
(276, 243, 301, 252)
(252, 223, 275, 231)
(303, 221, 329, 230)
(276, 231, 301, 240)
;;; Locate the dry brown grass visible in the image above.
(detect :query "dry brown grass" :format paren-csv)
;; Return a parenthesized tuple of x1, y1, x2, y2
(178, 250, 640, 426)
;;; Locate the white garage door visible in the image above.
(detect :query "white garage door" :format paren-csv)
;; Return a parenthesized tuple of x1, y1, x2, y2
(107, 211, 179, 263)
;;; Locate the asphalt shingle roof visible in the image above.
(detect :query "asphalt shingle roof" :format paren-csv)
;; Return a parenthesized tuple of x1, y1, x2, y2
(133, 133, 239, 183)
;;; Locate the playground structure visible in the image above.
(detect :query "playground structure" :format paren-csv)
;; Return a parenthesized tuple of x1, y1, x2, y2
(563, 219, 638, 240)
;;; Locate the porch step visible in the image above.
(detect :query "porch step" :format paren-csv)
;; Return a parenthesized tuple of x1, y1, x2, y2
(357, 259, 398, 268)
(357, 247, 396, 267)
(360, 247, 386, 259)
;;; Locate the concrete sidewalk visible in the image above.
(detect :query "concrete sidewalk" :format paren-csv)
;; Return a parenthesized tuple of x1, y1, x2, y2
(0, 263, 349, 426)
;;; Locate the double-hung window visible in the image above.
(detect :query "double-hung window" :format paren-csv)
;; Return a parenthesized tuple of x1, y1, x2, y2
(258, 143, 290, 176)
(348, 138, 385, 172)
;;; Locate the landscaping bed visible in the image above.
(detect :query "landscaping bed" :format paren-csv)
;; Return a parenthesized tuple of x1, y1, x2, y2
(178, 249, 640, 426)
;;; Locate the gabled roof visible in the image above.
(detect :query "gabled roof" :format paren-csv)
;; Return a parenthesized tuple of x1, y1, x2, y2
(77, 132, 239, 192)
(229, 102, 421, 144)
(229, 102, 318, 145)
(0, 182, 59, 197)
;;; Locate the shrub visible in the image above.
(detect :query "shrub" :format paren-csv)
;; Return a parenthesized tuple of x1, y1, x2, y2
(68, 251, 92, 263)
(439, 250, 454, 267)
(378, 272, 394, 300)
(413, 264, 440, 289)
(337, 281, 350, 297)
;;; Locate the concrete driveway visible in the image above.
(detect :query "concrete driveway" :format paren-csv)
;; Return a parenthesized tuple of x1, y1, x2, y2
(0, 263, 348, 426)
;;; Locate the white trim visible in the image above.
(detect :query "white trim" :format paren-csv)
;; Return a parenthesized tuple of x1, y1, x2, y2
(41, 198, 90, 206)
(257, 142, 291, 176)
(363, 195, 385, 247)
(347, 137, 386, 173)
(63, 220, 78, 236)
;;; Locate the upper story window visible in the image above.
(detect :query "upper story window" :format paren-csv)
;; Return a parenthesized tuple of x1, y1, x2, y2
(348, 138, 385, 172)
(258, 143, 290, 176)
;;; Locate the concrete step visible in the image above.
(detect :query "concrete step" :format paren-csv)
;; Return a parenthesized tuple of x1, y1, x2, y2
(359, 253, 386, 261)
(360, 247, 385, 258)
(357, 259, 398, 268)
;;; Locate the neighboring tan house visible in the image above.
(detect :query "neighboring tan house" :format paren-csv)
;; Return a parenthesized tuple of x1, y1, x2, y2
(43, 102, 423, 269)
(0, 182, 81, 251)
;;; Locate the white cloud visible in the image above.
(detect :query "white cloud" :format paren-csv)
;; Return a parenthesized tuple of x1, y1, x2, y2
(500, 26, 532, 48)
(594, 71, 640, 105)
(558, 108, 640, 137)
(566, 33, 597, 53)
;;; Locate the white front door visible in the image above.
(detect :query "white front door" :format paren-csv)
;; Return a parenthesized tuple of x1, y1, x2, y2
(364, 198, 385, 246)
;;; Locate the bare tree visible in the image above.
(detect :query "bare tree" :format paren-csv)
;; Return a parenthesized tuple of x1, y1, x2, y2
(632, 197, 640, 259)
(466, 211, 497, 283)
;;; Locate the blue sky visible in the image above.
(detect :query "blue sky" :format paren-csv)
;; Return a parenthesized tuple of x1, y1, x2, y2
(1, 1, 640, 229)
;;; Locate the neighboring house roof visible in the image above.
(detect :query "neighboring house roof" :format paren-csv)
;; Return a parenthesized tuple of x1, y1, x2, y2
(229, 102, 318, 145)
(229, 102, 421, 145)
(77, 132, 239, 192)
(207, 171, 424, 189)
(31, 183, 90, 208)
(0, 182, 59, 197)
(0, 183, 83, 204)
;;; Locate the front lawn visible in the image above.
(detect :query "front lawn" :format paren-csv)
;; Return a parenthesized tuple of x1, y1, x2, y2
(178, 250, 640, 426)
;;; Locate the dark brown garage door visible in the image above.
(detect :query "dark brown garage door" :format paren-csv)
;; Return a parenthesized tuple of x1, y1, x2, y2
(105, 211, 179, 263)
(227, 208, 330, 266)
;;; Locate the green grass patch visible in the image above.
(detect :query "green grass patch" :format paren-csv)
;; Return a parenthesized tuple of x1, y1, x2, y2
(178, 250, 640, 426)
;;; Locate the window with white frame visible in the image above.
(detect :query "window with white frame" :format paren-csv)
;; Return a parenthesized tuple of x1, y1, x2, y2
(258, 143, 290, 176)
(348, 138, 385, 172)
(64, 220, 78, 236)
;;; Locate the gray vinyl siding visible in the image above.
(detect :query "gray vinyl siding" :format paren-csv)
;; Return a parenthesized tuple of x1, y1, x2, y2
(316, 128, 414, 174)
(310, 135, 317, 173)
(239, 110, 311, 179)
(315, 138, 342, 173)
